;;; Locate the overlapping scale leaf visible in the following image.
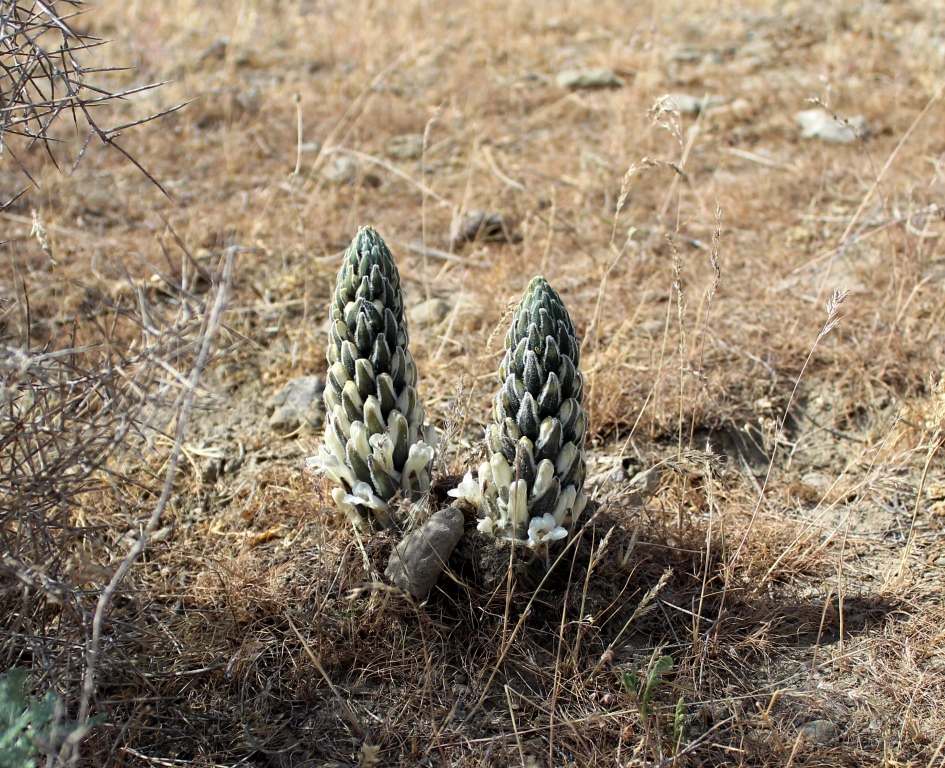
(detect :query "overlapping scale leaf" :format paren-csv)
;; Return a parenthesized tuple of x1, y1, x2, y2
(308, 227, 436, 531)
(452, 276, 587, 549)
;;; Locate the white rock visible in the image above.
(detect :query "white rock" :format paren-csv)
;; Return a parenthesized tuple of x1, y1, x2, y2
(322, 155, 358, 183)
(387, 135, 424, 160)
(796, 108, 869, 144)
(266, 376, 325, 434)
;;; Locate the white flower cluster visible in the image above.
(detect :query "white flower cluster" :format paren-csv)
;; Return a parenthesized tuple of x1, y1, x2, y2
(308, 422, 436, 530)
(448, 460, 582, 550)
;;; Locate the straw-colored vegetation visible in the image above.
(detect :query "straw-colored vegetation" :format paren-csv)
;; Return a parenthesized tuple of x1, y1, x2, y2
(2, 0, 945, 765)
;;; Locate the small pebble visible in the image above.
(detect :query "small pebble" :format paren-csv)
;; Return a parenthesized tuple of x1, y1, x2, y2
(796, 108, 869, 144)
(798, 719, 839, 745)
(408, 298, 451, 327)
(450, 210, 512, 246)
(556, 67, 625, 90)
(387, 135, 424, 160)
(265, 376, 325, 435)
(664, 93, 726, 115)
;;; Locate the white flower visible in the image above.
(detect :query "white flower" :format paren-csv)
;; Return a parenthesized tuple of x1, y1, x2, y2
(448, 470, 482, 506)
(369, 432, 398, 478)
(527, 513, 568, 548)
(489, 452, 513, 490)
(552, 485, 577, 526)
(477, 517, 495, 535)
(342, 480, 389, 512)
(307, 448, 355, 488)
(531, 459, 556, 498)
(401, 441, 435, 490)
(507, 480, 529, 530)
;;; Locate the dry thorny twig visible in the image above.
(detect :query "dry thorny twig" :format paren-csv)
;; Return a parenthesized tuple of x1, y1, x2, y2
(0, 0, 185, 206)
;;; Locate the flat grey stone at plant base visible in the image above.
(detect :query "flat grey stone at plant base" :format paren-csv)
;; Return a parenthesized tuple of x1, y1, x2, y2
(664, 93, 726, 115)
(387, 135, 424, 160)
(796, 108, 869, 144)
(556, 67, 625, 90)
(797, 720, 840, 745)
(408, 298, 451, 327)
(385, 507, 465, 599)
(265, 376, 326, 435)
(450, 210, 513, 247)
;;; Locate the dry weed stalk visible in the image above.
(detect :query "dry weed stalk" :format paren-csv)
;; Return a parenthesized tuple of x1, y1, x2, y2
(0, 247, 234, 765)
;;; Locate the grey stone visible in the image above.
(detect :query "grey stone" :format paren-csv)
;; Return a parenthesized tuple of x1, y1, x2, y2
(556, 67, 625, 90)
(322, 154, 358, 184)
(266, 376, 325, 434)
(796, 109, 869, 144)
(665, 93, 726, 115)
(801, 472, 830, 493)
(670, 46, 703, 63)
(385, 507, 465, 599)
(798, 719, 839, 745)
(387, 134, 424, 160)
(625, 467, 662, 506)
(450, 210, 512, 246)
(409, 298, 451, 327)
(746, 728, 774, 745)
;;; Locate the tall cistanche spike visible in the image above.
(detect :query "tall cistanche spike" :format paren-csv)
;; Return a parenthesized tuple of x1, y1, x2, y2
(451, 276, 587, 550)
(308, 227, 436, 531)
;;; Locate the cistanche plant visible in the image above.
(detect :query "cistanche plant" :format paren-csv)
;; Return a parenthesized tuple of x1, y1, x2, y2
(308, 227, 436, 531)
(451, 276, 587, 550)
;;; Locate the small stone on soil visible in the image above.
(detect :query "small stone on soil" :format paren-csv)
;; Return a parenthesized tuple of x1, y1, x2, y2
(665, 93, 726, 115)
(556, 67, 625, 90)
(409, 298, 451, 327)
(387, 135, 424, 160)
(796, 108, 869, 144)
(321, 155, 358, 184)
(266, 376, 326, 435)
(798, 719, 840, 745)
(450, 210, 513, 246)
(385, 506, 465, 599)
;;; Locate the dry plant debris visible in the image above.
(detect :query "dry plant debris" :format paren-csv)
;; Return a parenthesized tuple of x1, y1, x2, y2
(2, 0, 945, 766)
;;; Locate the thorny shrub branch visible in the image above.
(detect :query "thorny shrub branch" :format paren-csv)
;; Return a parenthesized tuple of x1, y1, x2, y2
(0, 0, 185, 206)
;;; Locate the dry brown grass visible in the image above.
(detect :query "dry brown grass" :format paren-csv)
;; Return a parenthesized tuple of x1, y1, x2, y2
(3, 0, 945, 765)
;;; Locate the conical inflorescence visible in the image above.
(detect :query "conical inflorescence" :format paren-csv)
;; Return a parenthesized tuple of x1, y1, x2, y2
(451, 276, 587, 549)
(308, 227, 436, 531)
